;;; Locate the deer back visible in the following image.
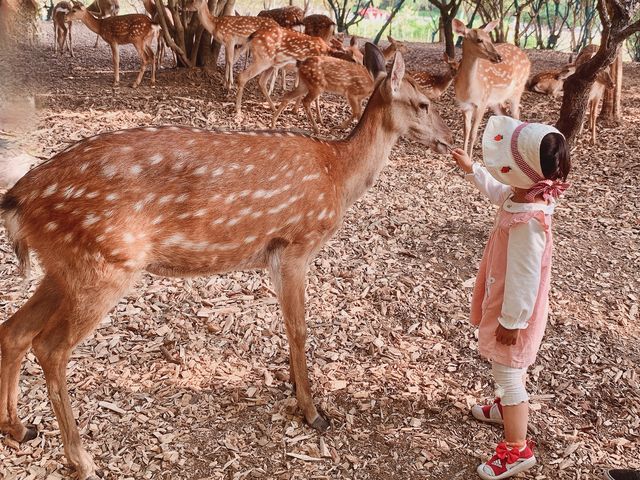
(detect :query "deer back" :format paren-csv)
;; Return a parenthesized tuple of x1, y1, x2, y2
(5, 127, 343, 275)
(100, 14, 154, 43)
(251, 26, 329, 63)
(298, 56, 373, 97)
(257, 6, 304, 28)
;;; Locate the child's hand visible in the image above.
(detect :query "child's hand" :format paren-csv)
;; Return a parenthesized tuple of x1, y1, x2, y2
(495, 325, 519, 346)
(451, 148, 473, 174)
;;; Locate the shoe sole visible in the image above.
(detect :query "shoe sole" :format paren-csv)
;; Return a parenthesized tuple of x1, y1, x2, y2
(477, 456, 536, 480)
(471, 408, 504, 425)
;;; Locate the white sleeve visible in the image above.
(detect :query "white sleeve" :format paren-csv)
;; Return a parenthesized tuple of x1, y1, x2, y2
(498, 218, 546, 330)
(464, 163, 513, 206)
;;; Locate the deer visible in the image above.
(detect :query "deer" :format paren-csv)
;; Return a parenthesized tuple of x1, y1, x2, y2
(184, 0, 278, 89)
(302, 14, 335, 43)
(234, 25, 333, 117)
(271, 55, 373, 132)
(86, 0, 119, 47)
(408, 52, 460, 100)
(0, 43, 452, 480)
(452, 18, 531, 155)
(258, 5, 304, 29)
(141, 0, 174, 70)
(383, 35, 407, 61)
(65, 2, 159, 88)
(526, 66, 574, 97)
(52, 0, 73, 56)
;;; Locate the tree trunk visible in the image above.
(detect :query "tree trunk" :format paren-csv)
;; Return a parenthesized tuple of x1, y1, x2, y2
(373, 0, 406, 44)
(599, 50, 622, 125)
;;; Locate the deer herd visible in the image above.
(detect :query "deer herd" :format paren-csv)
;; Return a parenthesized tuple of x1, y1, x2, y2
(0, 4, 620, 479)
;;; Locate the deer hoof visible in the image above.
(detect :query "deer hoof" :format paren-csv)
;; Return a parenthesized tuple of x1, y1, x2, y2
(20, 425, 38, 442)
(308, 412, 330, 432)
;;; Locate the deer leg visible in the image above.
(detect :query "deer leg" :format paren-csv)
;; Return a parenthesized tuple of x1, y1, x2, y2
(147, 43, 156, 86)
(235, 59, 272, 116)
(302, 90, 322, 133)
(269, 249, 329, 431)
(258, 70, 276, 111)
(0, 276, 61, 443)
(461, 108, 473, 156)
(53, 24, 57, 53)
(338, 94, 361, 129)
(226, 41, 237, 88)
(132, 44, 147, 88)
(68, 24, 73, 57)
(93, 32, 100, 48)
(268, 68, 277, 96)
(31, 270, 134, 480)
(590, 97, 598, 144)
(468, 104, 485, 157)
(272, 83, 308, 128)
(510, 92, 523, 120)
(315, 98, 323, 126)
(110, 43, 120, 87)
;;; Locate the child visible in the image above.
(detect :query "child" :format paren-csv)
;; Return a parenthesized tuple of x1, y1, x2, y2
(451, 116, 571, 480)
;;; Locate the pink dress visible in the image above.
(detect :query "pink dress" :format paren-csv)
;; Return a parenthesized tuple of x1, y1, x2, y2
(467, 164, 555, 369)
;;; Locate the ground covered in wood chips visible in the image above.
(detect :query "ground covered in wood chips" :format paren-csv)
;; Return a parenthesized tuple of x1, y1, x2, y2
(0, 22, 639, 480)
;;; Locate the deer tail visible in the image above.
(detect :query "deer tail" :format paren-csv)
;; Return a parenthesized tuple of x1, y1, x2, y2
(1, 192, 31, 277)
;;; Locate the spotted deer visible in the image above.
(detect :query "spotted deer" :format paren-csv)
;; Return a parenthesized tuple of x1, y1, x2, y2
(235, 25, 332, 116)
(0, 43, 452, 480)
(408, 52, 459, 100)
(258, 5, 304, 28)
(302, 14, 335, 43)
(184, 0, 278, 89)
(141, 0, 174, 69)
(526, 66, 574, 97)
(271, 55, 374, 132)
(52, 0, 73, 56)
(383, 35, 407, 61)
(86, 0, 119, 47)
(452, 19, 531, 155)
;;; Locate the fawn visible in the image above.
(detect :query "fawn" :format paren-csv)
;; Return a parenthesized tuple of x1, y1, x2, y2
(271, 55, 374, 132)
(66, 2, 159, 88)
(408, 52, 460, 100)
(0, 43, 452, 480)
(52, 0, 73, 56)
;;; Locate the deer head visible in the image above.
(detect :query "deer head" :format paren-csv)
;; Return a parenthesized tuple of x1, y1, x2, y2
(364, 43, 452, 153)
(452, 19, 502, 64)
(386, 35, 407, 56)
(442, 51, 460, 74)
(65, 1, 86, 20)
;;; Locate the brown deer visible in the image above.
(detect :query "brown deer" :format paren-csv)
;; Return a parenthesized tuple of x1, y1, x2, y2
(66, 2, 159, 88)
(271, 55, 374, 132)
(86, 0, 118, 47)
(526, 67, 574, 97)
(302, 14, 335, 43)
(235, 25, 332, 116)
(452, 19, 531, 155)
(184, 0, 278, 89)
(0, 43, 451, 480)
(408, 52, 460, 100)
(258, 5, 304, 28)
(383, 35, 407, 61)
(141, 0, 174, 69)
(52, 0, 73, 56)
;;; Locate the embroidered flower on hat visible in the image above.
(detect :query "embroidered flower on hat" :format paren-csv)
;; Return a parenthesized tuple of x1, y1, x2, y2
(494, 134, 503, 141)
(501, 166, 511, 173)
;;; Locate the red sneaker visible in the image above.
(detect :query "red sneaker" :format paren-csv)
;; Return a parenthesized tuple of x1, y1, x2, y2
(471, 398, 504, 425)
(477, 441, 537, 480)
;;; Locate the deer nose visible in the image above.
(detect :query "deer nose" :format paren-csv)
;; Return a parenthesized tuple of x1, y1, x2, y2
(492, 53, 503, 63)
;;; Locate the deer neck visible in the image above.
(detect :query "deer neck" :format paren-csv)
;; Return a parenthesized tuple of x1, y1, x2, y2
(196, 3, 218, 34)
(334, 91, 400, 209)
(456, 47, 482, 96)
(81, 10, 103, 35)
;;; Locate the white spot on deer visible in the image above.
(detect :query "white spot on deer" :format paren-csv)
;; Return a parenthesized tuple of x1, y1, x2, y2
(191, 128, 201, 133)
(96, 234, 106, 242)
(44, 222, 57, 231)
(162, 233, 185, 246)
(285, 214, 302, 224)
(227, 217, 240, 226)
(159, 194, 173, 204)
(133, 201, 144, 212)
(302, 173, 320, 182)
(317, 209, 328, 220)
(239, 207, 252, 216)
(267, 174, 278, 181)
(267, 227, 278, 235)
(106, 193, 119, 201)
(79, 163, 89, 173)
(193, 208, 207, 217)
(64, 232, 74, 242)
(151, 215, 163, 225)
(268, 203, 288, 215)
(150, 153, 163, 165)
(130, 164, 142, 175)
(145, 127, 158, 132)
(317, 192, 325, 201)
(83, 214, 100, 227)
(86, 191, 99, 199)
(102, 165, 117, 178)
(123, 232, 135, 243)
(43, 183, 58, 197)
(229, 163, 240, 170)
(175, 193, 188, 202)
(250, 210, 263, 219)
(238, 190, 251, 198)
(105, 225, 114, 233)
(62, 186, 76, 198)
(225, 193, 237, 204)
(177, 212, 191, 219)
(194, 165, 207, 175)
(244, 164, 255, 173)
(285, 170, 294, 178)
(243, 147, 252, 154)
(172, 161, 185, 171)
(169, 126, 179, 131)
(243, 235, 257, 244)
(212, 217, 225, 225)
(112, 131, 124, 136)
(211, 167, 224, 177)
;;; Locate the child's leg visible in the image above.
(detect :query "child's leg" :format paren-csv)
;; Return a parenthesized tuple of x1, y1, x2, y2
(492, 362, 529, 445)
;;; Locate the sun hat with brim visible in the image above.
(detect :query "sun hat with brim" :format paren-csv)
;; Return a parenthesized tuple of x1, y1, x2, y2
(482, 115, 563, 189)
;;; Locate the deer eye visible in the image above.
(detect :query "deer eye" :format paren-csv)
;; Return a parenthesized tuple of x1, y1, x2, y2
(419, 102, 429, 112)
(477, 38, 483, 44)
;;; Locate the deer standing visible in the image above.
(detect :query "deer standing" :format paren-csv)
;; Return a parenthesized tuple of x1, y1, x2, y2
(452, 19, 531, 155)
(408, 52, 459, 100)
(52, 0, 73, 56)
(185, 0, 278, 89)
(271, 55, 373, 132)
(141, 0, 174, 70)
(66, 2, 159, 88)
(86, 0, 119, 47)
(0, 43, 452, 480)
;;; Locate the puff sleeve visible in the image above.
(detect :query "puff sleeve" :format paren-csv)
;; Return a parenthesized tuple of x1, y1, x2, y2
(465, 163, 513, 206)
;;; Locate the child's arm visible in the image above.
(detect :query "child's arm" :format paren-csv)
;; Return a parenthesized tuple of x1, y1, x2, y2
(451, 148, 512, 206)
(498, 218, 547, 331)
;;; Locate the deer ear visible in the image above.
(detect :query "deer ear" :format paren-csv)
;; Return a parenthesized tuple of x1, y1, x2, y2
(483, 20, 499, 32)
(452, 19, 466, 36)
(350, 36, 357, 47)
(387, 35, 394, 43)
(364, 42, 386, 81)
(389, 51, 405, 94)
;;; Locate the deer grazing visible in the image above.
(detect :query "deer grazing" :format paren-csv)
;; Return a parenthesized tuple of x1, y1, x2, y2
(409, 52, 459, 100)
(86, 0, 119, 47)
(52, 0, 73, 56)
(234, 25, 333, 116)
(185, 0, 278, 89)
(452, 19, 531, 155)
(0, 43, 451, 480)
(271, 55, 373, 132)
(66, 2, 159, 88)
